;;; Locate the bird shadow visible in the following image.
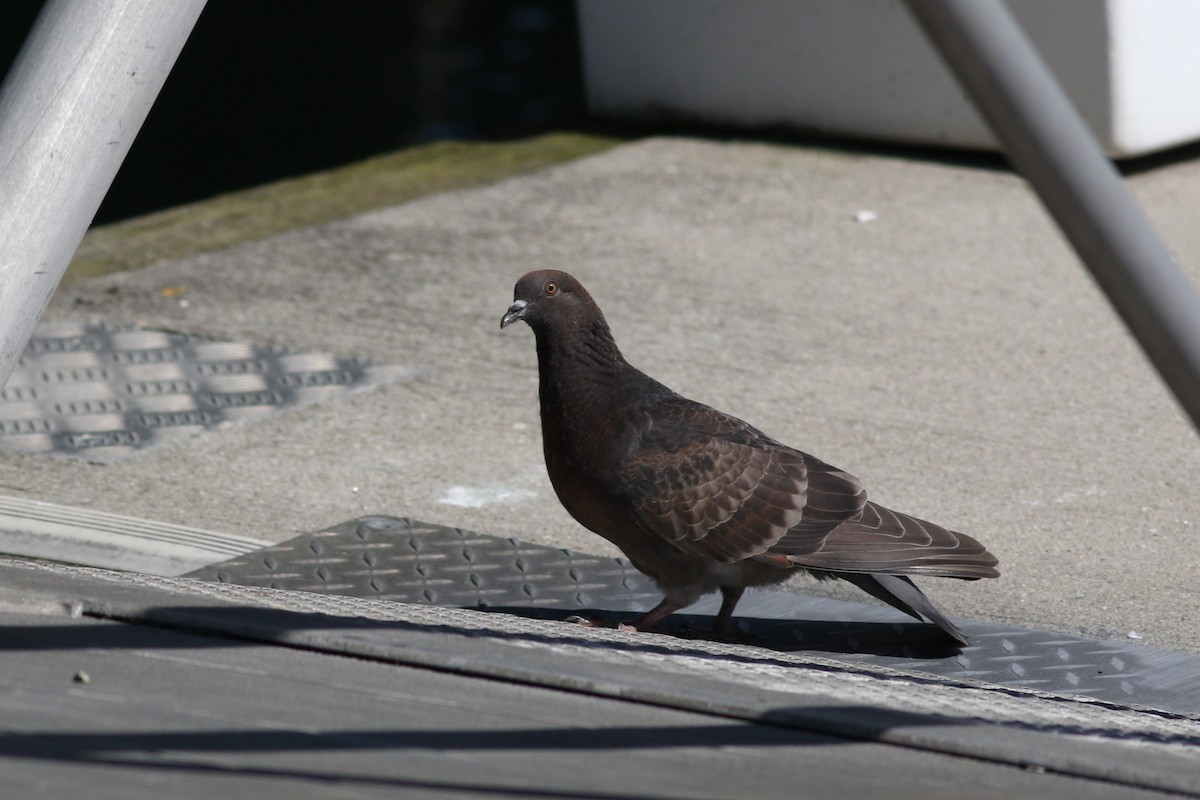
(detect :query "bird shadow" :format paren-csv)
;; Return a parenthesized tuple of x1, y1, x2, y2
(482, 606, 964, 659)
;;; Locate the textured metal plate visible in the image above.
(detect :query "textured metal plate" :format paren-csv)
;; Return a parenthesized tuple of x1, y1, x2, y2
(187, 515, 664, 611)
(189, 516, 1200, 715)
(0, 494, 269, 576)
(0, 321, 418, 461)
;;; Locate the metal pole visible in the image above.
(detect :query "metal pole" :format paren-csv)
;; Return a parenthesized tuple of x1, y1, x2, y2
(0, 0, 206, 389)
(904, 0, 1200, 434)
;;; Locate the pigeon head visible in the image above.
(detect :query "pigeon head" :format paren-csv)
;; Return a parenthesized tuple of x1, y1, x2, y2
(501, 270, 599, 332)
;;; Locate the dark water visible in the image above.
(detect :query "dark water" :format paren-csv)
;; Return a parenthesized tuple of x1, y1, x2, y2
(1, 0, 588, 225)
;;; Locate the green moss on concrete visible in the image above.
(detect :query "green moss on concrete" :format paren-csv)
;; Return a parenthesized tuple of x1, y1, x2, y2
(67, 132, 621, 284)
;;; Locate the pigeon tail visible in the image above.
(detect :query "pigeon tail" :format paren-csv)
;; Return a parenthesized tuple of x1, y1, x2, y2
(834, 571, 970, 645)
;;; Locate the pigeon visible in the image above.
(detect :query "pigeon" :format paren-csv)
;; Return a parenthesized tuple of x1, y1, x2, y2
(501, 269, 999, 645)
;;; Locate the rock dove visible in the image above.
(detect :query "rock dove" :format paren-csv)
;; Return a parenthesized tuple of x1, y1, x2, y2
(502, 269, 999, 645)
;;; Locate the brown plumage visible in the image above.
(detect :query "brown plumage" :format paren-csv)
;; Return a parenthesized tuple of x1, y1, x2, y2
(502, 269, 998, 645)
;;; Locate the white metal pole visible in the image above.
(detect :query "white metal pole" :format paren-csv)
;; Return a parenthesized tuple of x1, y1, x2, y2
(0, 0, 206, 389)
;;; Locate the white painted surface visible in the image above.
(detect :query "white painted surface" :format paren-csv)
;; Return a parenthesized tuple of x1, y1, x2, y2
(578, 0, 1200, 156)
(439, 485, 538, 508)
(1108, 0, 1200, 154)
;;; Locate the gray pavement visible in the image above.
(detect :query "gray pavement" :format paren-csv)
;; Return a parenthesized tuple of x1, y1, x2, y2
(3, 557, 1199, 799)
(2, 135, 1198, 656)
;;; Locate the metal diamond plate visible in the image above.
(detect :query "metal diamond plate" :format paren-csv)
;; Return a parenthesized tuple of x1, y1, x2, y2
(188, 516, 1200, 715)
(186, 516, 664, 612)
(0, 321, 417, 461)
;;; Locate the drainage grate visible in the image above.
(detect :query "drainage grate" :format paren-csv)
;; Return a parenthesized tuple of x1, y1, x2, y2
(188, 516, 1200, 716)
(0, 321, 419, 461)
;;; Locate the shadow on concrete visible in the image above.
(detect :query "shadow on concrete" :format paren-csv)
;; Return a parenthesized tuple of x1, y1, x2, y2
(0, 708, 964, 798)
(485, 606, 965, 659)
(9, 603, 1200, 751)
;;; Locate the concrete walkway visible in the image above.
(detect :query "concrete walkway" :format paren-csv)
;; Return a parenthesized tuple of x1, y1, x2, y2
(3, 136, 1194, 651)
(3, 557, 1198, 799)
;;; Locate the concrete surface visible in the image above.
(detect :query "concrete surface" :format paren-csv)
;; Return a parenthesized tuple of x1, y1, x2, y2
(66, 133, 618, 283)
(2, 558, 1198, 799)
(3, 136, 1199, 652)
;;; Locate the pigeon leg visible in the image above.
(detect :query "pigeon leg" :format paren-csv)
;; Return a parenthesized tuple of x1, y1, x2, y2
(628, 586, 747, 637)
(568, 588, 748, 639)
(709, 585, 745, 638)
(669, 586, 750, 641)
(565, 597, 682, 633)
(627, 596, 688, 632)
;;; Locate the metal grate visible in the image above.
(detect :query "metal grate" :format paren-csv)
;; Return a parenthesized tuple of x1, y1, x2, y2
(0, 321, 418, 461)
(189, 516, 1200, 715)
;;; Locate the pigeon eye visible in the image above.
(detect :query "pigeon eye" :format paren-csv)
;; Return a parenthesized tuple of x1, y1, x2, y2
(544, 281, 558, 296)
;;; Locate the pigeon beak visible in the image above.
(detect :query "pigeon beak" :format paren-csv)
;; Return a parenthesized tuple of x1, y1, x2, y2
(501, 299, 530, 329)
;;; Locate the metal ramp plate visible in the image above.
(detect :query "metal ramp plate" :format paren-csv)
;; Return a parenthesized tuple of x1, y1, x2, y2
(187, 515, 1200, 716)
(0, 321, 418, 462)
(0, 494, 269, 577)
(186, 516, 665, 612)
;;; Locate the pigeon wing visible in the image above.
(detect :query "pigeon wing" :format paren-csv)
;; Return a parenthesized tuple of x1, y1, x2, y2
(781, 501, 1000, 578)
(621, 401, 867, 564)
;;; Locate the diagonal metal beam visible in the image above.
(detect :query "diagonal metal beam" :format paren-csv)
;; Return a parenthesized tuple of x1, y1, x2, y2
(905, 0, 1200, 435)
(0, 0, 206, 391)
